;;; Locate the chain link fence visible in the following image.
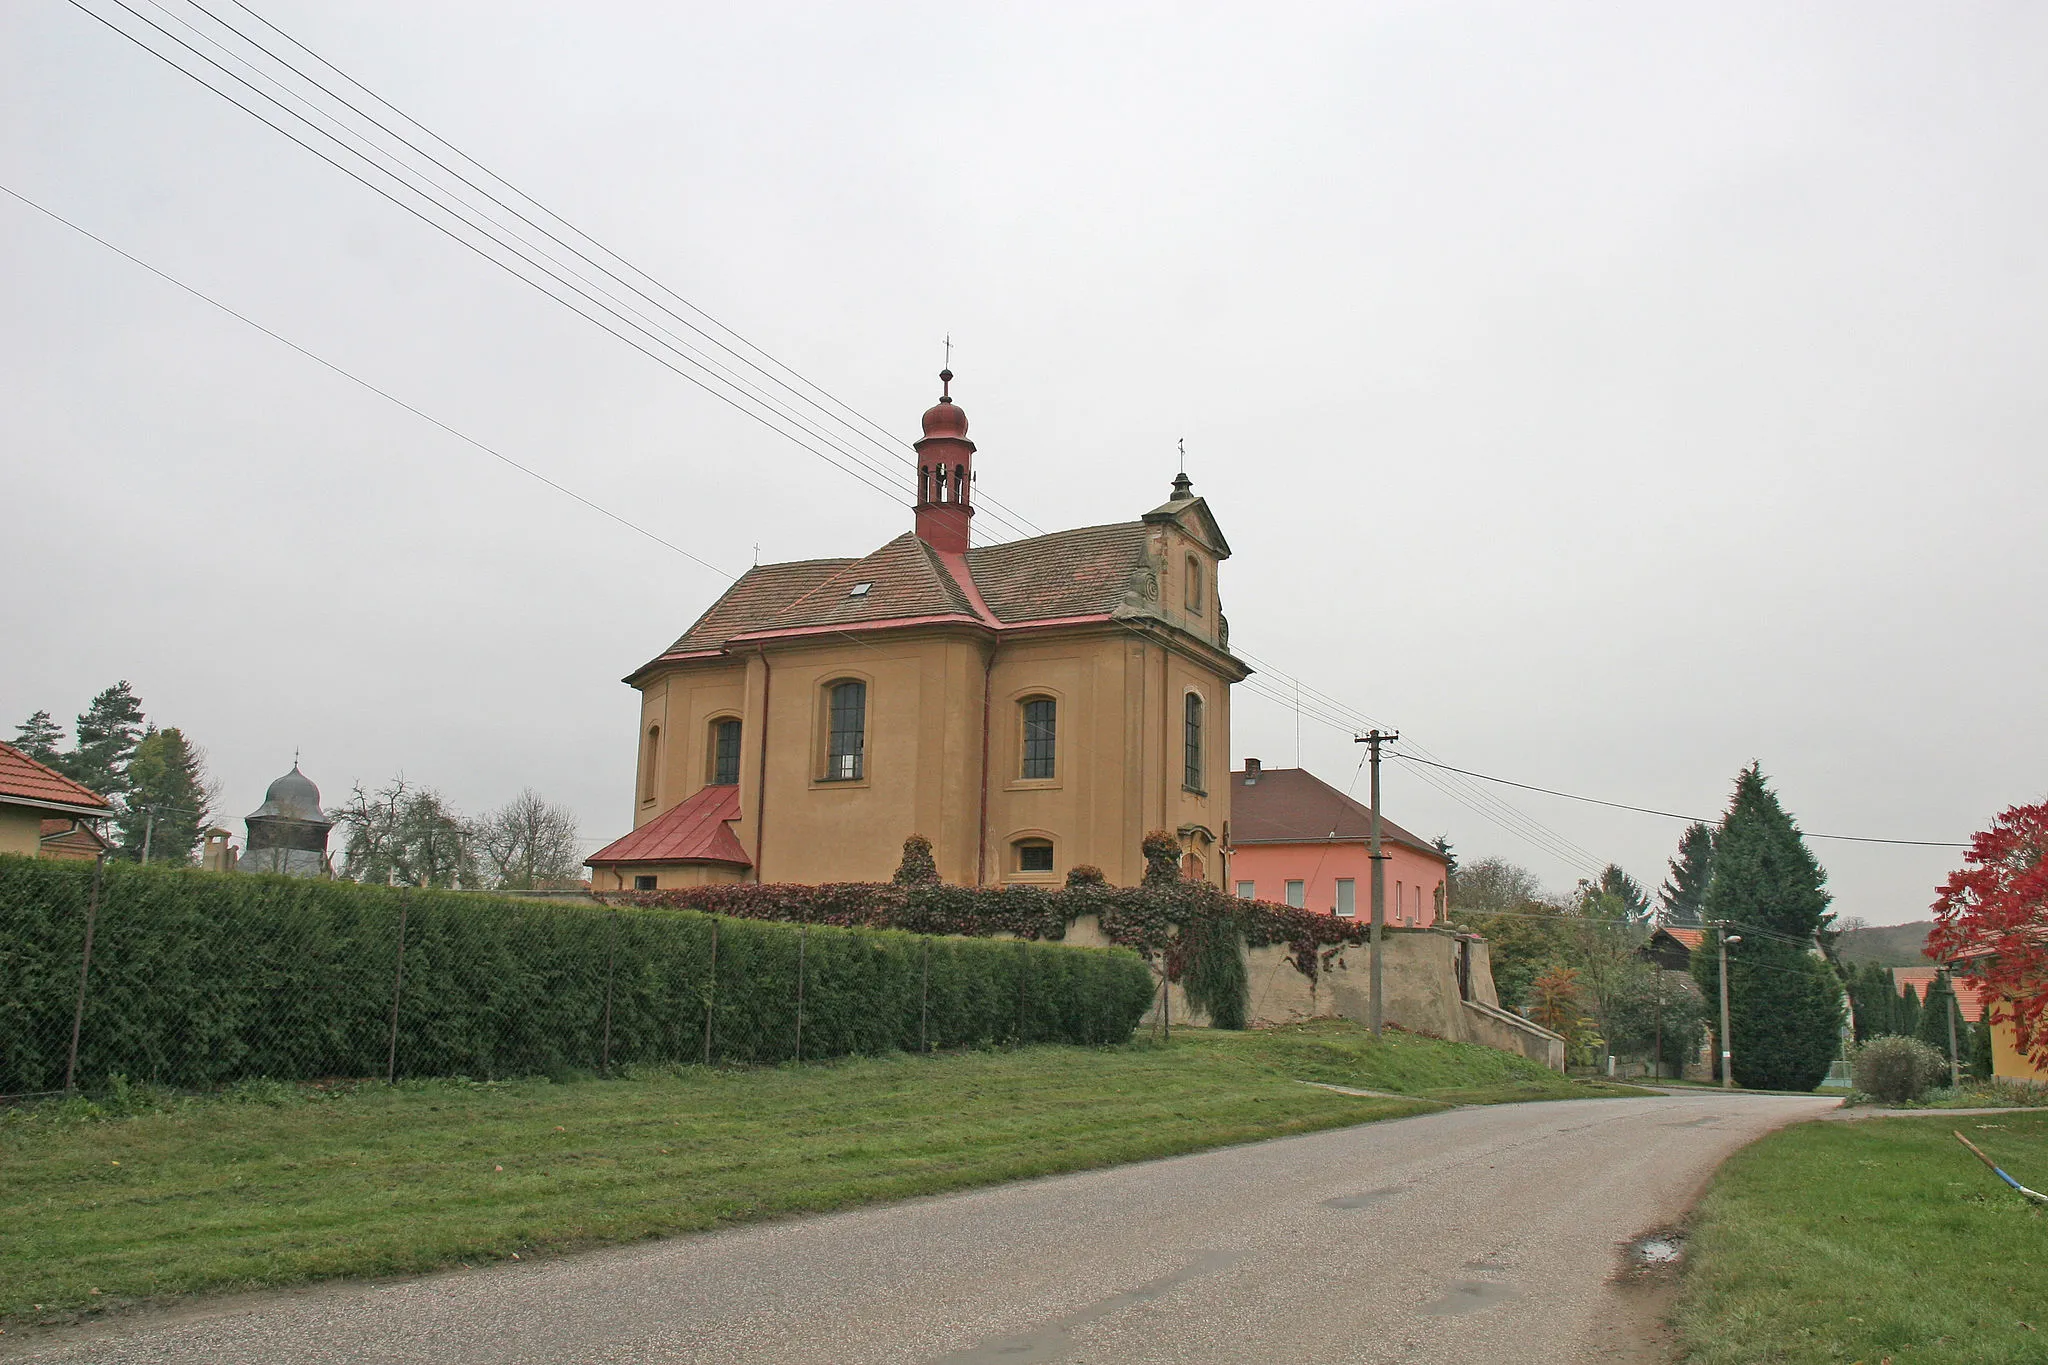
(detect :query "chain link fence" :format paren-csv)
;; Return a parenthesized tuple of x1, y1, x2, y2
(0, 857, 1155, 1098)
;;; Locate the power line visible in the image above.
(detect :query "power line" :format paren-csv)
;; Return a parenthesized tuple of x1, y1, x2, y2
(68, 0, 1032, 536)
(1, 182, 735, 580)
(75, 0, 1048, 546)
(1390, 752, 1969, 849)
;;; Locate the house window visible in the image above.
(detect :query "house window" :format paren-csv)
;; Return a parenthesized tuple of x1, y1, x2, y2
(1336, 878, 1356, 918)
(641, 726, 661, 804)
(1285, 879, 1305, 908)
(824, 680, 865, 780)
(1021, 697, 1056, 779)
(1186, 555, 1204, 614)
(1015, 838, 1054, 873)
(1395, 881, 1403, 924)
(710, 718, 742, 786)
(1183, 693, 1204, 791)
(1235, 880, 1256, 900)
(633, 874, 657, 891)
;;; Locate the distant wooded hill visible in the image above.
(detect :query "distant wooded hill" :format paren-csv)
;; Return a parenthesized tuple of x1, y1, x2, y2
(1835, 920, 1933, 966)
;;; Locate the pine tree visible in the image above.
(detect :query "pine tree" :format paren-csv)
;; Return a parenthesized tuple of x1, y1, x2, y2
(1915, 971, 1958, 1066)
(1894, 978, 1921, 1039)
(67, 682, 146, 801)
(12, 710, 66, 765)
(1595, 864, 1653, 922)
(1693, 764, 1842, 1090)
(117, 727, 212, 865)
(1658, 822, 1715, 927)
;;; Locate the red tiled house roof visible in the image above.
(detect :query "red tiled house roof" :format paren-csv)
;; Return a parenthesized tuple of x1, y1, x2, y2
(1228, 766, 1445, 859)
(1663, 927, 1706, 951)
(0, 743, 114, 817)
(586, 785, 750, 868)
(1893, 965, 1990, 1023)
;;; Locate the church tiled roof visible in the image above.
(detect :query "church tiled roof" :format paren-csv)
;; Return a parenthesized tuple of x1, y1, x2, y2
(657, 558, 852, 655)
(966, 522, 1151, 624)
(635, 521, 1160, 676)
(754, 533, 976, 633)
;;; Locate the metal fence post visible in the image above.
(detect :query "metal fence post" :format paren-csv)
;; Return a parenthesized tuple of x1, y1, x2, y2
(920, 937, 930, 1054)
(63, 854, 107, 1093)
(702, 918, 718, 1066)
(601, 907, 618, 1076)
(385, 898, 410, 1084)
(794, 923, 808, 1063)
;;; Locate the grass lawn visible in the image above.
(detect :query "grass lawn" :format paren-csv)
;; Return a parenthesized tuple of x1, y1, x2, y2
(1, 1022, 1642, 1327)
(1674, 1112, 2048, 1363)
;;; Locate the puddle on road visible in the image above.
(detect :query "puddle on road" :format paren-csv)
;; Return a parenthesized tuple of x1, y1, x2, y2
(1420, 1280, 1519, 1316)
(1622, 1227, 1687, 1273)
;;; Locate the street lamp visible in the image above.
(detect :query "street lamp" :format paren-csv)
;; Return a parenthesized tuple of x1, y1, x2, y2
(1719, 931, 1742, 1090)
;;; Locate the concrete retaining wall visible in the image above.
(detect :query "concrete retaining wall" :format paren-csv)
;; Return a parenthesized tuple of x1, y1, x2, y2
(1065, 916, 1565, 1071)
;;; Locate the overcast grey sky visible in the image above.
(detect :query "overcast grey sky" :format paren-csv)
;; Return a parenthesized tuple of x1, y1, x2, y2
(5, 1, 2043, 923)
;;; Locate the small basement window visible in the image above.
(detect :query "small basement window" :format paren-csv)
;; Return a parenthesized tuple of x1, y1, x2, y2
(1015, 839, 1055, 873)
(634, 874, 657, 891)
(847, 581, 873, 598)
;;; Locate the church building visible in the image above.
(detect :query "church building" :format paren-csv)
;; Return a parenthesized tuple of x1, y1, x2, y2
(587, 372, 1248, 890)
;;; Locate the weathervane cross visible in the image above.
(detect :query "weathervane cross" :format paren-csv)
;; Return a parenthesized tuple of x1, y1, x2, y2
(943, 333, 952, 369)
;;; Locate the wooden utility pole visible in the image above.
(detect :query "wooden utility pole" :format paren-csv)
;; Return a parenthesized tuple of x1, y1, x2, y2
(1717, 927, 1741, 1090)
(1354, 729, 1399, 1037)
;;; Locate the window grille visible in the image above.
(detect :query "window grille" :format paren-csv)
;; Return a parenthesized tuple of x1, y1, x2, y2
(633, 874, 656, 891)
(711, 718, 742, 786)
(1016, 839, 1054, 873)
(825, 681, 866, 780)
(1183, 693, 1204, 791)
(1021, 697, 1056, 779)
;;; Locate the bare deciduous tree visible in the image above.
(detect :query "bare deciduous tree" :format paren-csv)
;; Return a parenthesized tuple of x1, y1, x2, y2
(332, 778, 479, 889)
(477, 788, 583, 890)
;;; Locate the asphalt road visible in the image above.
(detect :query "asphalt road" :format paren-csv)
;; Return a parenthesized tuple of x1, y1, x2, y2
(14, 1091, 1836, 1365)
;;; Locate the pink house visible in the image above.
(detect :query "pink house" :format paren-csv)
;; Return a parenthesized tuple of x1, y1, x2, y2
(1227, 760, 1449, 927)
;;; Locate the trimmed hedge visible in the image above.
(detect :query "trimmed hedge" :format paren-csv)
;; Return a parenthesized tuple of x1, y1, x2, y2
(0, 856, 1156, 1094)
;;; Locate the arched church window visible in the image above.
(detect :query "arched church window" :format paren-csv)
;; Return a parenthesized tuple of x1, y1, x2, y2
(1183, 692, 1205, 792)
(1185, 555, 1204, 614)
(642, 725, 661, 804)
(1021, 697, 1056, 779)
(1014, 838, 1054, 873)
(824, 680, 866, 781)
(710, 718, 742, 786)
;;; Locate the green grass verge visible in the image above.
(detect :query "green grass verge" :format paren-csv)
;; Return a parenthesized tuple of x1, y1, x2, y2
(1, 1022, 1638, 1325)
(1674, 1112, 2048, 1363)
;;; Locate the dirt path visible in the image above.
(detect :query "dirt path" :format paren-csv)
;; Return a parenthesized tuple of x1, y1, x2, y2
(9, 1091, 1836, 1365)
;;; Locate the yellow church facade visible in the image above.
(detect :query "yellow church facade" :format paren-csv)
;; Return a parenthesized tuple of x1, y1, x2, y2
(588, 372, 1248, 890)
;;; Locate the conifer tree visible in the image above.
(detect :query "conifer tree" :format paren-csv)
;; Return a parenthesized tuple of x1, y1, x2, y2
(1692, 763, 1843, 1090)
(117, 727, 213, 864)
(67, 682, 146, 800)
(11, 710, 65, 765)
(1658, 822, 1715, 927)
(1894, 977, 1921, 1039)
(1914, 971, 1959, 1066)
(1596, 864, 1653, 922)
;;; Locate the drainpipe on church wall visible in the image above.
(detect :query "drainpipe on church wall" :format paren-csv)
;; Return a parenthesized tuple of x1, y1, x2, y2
(976, 643, 994, 886)
(753, 650, 772, 881)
